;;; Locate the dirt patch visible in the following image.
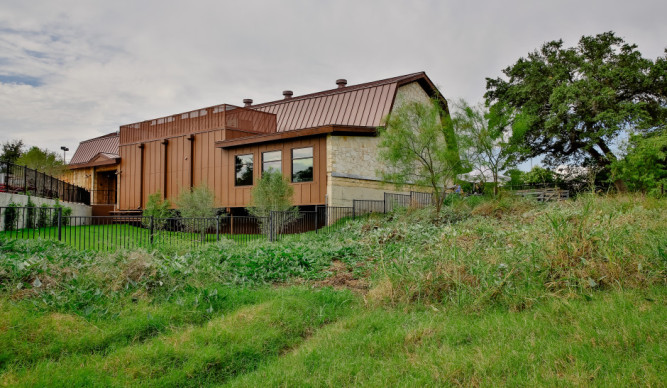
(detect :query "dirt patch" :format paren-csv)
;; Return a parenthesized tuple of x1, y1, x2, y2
(314, 260, 369, 292)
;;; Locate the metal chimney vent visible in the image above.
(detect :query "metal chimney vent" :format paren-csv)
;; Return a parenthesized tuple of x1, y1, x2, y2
(336, 79, 347, 88)
(243, 99, 253, 107)
(283, 90, 293, 99)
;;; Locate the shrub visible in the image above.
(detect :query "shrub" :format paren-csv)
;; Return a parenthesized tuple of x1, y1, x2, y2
(2, 202, 20, 231)
(50, 199, 72, 226)
(247, 171, 299, 237)
(25, 195, 36, 229)
(175, 184, 218, 236)
(142, 192, 172, 229)
(37, 204, 50, 228)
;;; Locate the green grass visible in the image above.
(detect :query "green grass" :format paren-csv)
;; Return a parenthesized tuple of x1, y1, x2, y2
(0, 223, 263, 251)
(0, 194, 665, 386)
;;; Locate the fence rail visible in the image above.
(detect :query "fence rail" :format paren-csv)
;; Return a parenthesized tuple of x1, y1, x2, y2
(0, 161, 90, 204)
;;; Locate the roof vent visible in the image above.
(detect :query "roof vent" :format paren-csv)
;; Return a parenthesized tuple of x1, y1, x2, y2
(243, 98, 253, 107)
(283, 90, 293, 99)
(336, 79, 347, 88)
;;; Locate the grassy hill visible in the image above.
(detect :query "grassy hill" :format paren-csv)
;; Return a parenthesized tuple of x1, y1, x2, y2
(1, 194, 665, 386)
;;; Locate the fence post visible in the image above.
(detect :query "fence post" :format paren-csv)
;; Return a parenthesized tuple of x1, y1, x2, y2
(216, 214, 220, 242)
(149, 216, 154, 245)
(268, 211, 274, 242)
(23, 165, 28, 193)
(314, 207, 318, 234)
(352, 200, 356, 220)
(57, 207, 62, 241)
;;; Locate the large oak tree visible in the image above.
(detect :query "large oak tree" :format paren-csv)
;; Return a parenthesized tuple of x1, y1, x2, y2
(485, 31, 666, 190)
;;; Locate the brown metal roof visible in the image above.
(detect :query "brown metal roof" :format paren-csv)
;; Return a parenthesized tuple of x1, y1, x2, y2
(69, 132, 119, 166)
(252, 72, 438, 132)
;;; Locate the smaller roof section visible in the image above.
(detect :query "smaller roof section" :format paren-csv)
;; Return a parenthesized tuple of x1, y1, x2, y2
(69, 132, 120, 168)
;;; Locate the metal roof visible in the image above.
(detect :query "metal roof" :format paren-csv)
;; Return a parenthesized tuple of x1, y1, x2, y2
(252, 72, 436, 132)
(69, 132, 119, 165)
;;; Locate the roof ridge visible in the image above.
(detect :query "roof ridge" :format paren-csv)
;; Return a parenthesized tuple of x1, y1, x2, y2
(77, 131, 119, 144)
(251, 71, 425, 108)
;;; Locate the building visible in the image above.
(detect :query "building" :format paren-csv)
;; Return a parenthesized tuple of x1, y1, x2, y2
(64, 132, 120, 215)
(74, 71, 448, 213)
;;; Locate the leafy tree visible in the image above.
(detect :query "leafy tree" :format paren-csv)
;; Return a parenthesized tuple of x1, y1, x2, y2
(142, 192, 172, 229)
(612, 130, 667, 195)
(505, 168, 525, 188)
(485, 31, 667, 191)
(15, 146, 65, 176)
(1, 139, 24, 164)
(523, 166, 556, 186)
(453, 100, 516, 196)
(247, 171, 299, 238)
(378, 99, 461, 213)
(175, 184, 217, 237)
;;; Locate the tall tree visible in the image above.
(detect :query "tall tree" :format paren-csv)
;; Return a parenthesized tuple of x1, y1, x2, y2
(485, 31, 667, 191)
(378, 99, 460, 213)
(1, 139, 24, 164)
(453, 100, 515, 196)
(15, 146, 65, 176)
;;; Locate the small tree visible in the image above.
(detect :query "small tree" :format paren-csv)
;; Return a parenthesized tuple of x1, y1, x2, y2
(142, 192, 172, 229)
(1, 139, 24, 164)
(175, 184, 217, 237)
(453, 100, 516, 197)
(247, 171, 299, 237)
(378, 99, 461, 213)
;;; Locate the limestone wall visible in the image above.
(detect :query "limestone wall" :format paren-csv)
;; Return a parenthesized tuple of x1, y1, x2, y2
(325, 81, 433, 207)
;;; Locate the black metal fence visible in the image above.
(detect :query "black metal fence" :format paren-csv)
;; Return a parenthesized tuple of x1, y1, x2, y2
(0, 191, 435, 251)
(0, 161, 90, 204)
(0, 206, 266, 250)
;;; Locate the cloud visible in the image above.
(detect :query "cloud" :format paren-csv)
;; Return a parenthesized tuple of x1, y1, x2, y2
(0, 0, 665, 160)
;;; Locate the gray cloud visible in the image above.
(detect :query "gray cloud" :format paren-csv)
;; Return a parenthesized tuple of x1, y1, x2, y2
(0, 0, 665, 160)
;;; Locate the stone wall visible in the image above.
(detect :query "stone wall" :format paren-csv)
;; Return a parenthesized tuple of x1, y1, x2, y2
(0, 193, 92, 230)
(326, 81, 433, 207)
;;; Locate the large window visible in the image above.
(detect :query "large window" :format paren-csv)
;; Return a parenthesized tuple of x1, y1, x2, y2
(235, 154, 253, 186)
(262, 150, 282, 174)
(291, 147, 313, 182)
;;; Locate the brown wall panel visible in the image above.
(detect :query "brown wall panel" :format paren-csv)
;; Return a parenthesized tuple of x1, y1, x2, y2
(118, 128, 327, 210)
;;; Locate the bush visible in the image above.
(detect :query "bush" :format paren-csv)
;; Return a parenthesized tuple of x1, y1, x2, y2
(2, 202, 20, 231)
(50, 199, 72, 226)
(24, 195, 36, 229)
(37, 204, 50, 228)
(247, 171, 299, 237)
(142, 192, 172, 229)
(175, 184, 218, 235)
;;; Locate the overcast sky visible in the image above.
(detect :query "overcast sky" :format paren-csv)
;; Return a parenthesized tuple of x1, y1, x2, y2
(0, 0, 665, 162)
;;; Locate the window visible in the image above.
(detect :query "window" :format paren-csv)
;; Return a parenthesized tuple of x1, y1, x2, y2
(291, 147, 313, 182)
(235, 154, 253, 186)
(262, 150, 282, 174)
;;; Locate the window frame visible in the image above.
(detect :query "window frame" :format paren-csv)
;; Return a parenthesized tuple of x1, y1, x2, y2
(261, 150, 282, 175)
(234, 153, 254, 186)
(291, 146, 314, 183)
